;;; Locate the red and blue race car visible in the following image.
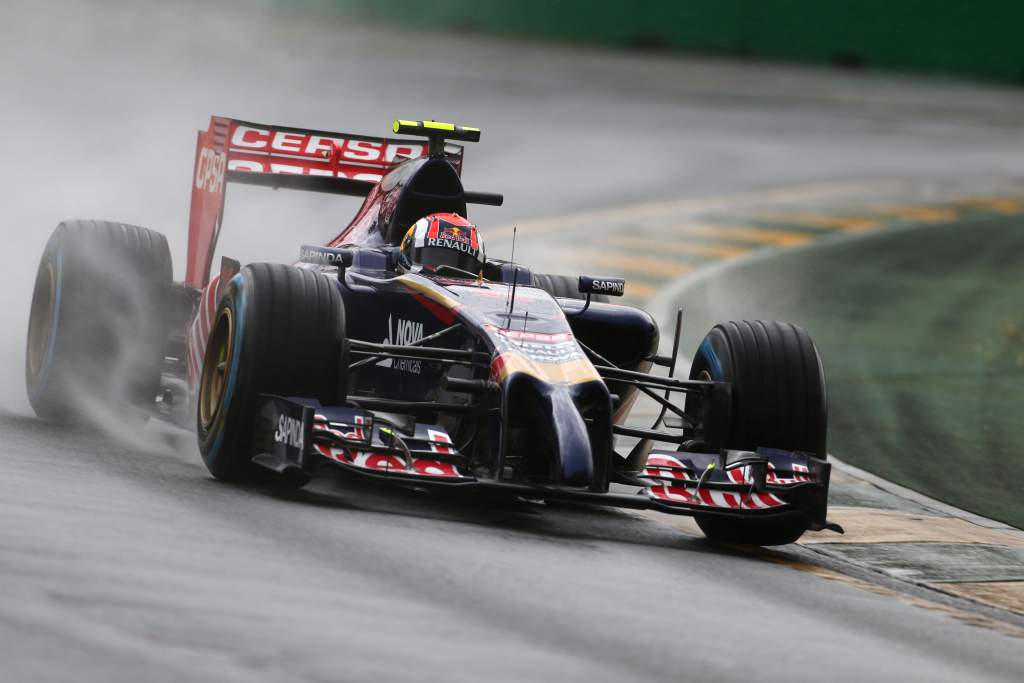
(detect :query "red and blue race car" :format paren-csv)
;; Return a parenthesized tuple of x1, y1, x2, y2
(25, 116, 841, 545)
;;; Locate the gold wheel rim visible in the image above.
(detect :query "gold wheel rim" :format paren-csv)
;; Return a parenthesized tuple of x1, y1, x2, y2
(27, 262, 55, 376)
(199, 307, 234, 430)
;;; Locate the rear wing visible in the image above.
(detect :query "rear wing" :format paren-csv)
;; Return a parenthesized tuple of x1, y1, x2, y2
(186, 116, 464, 288)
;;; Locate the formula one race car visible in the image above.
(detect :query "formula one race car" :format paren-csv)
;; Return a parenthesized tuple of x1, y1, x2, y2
(25, 116, 842, 545)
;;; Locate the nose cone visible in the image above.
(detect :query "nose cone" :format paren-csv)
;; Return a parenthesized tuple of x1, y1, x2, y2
(503, 375, 612, 489)
(547, 385, 594, 487)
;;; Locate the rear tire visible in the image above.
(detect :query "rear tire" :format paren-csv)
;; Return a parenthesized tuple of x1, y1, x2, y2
(196, 263, 347, 481)
(686, 320, 828, 545)
(25, 220, 172, 421)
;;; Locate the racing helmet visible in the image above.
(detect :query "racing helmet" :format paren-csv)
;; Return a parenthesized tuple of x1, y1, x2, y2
(398, 213, 485, 275)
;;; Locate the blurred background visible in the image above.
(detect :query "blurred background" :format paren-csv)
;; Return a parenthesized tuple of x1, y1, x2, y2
(333, 0, 1024, 81)
(2, 1, 1024, 679)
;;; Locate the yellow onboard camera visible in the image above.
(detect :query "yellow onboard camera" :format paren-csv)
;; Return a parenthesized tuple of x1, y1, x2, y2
(392, 119, 481, 155)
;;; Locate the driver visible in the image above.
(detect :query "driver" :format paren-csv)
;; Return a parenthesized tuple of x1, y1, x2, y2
(397, 212, 486, 276)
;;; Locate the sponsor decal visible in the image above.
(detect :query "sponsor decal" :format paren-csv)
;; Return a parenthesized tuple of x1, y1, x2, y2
(580, 275, 626, 297)
(389, 316, 424, 346)
(487, 326, 573, 344)
(414, 460, 458, 477)
(195, 147, 226, 194)
(591, 279, 625, 295)
(274, 414, 304, 450)
(425, 236, 479, 256)
(515, 340, 585, 363)
(648, 484, 786, 509)
(379, 314, 424, 373)
(299, 245, 347, 265)
(347, 451, 461, 478)
(227, 157, 384, 182)
(453, 285, 545, 302)
(358, 453, 407, 471)
(438, 226, 471, 244)
(486, 325, 585, 364)
(229, 124, 427, 164)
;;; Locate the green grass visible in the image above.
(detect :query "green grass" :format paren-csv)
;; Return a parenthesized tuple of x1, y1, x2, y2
(676, 215, 1024, 529)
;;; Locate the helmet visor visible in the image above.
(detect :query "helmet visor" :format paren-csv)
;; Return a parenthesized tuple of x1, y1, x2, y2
(415, 245, 483, 274)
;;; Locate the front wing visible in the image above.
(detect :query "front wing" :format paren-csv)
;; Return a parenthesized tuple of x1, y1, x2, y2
(254, 395, 838, 532)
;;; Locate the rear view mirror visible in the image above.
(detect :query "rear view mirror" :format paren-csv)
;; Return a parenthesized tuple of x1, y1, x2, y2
(578, 275, 625, 297)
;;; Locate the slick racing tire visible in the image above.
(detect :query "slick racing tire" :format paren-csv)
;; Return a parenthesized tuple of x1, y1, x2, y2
(686, 320, 827, 546)
(196, 263, 347, 481)
(25, 220, 172, 422)
(531, 273, 609, 303)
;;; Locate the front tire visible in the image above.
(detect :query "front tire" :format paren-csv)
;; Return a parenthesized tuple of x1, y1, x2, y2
(196, 263, 347, 481)
(686, 320, 828, 545)
(25, 220, 172, 421)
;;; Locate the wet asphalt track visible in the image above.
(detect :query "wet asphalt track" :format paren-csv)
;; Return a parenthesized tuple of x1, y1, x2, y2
(3, 1, 1024, 680)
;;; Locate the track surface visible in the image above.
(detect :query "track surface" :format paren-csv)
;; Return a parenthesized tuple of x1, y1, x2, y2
(3, 1, 1024, 680)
